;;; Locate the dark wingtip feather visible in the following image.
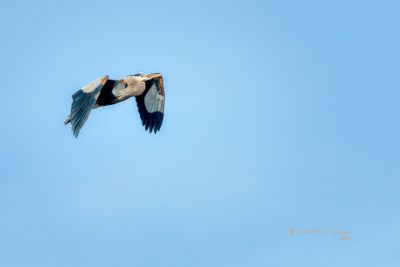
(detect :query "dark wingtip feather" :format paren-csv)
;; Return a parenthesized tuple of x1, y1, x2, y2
(135, 85, 164, 134)
(69, 88, 99, 137)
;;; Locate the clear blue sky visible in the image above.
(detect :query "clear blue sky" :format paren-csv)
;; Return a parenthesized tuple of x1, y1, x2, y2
(0, 0, 399, 266)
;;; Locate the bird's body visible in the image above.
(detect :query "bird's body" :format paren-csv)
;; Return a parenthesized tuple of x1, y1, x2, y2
(94, 75, 145, 107)
(65, 73, 165, 137)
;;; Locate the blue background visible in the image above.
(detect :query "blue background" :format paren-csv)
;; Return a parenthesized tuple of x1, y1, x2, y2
(0, 0, 399, 266)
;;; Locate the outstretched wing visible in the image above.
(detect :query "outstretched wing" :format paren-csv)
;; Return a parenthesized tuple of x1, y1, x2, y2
(135, 76, 165, 133)
(69, 75, 108, 137)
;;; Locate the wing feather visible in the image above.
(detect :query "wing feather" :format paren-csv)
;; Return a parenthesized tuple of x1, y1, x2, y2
(69, 75, 108, 137)
(135, 76, 165, 133)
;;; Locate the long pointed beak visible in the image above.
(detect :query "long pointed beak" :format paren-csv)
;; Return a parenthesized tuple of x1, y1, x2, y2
(143, 73, 161, 81)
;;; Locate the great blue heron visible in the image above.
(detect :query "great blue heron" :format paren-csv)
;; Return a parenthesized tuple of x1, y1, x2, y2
(65, 73, 165, 137)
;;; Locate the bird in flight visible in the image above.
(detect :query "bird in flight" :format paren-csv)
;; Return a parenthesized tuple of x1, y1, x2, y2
(65, 73, 165, 137)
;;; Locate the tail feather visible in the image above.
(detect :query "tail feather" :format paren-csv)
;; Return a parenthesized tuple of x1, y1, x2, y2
(64, 116, 71, 125)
